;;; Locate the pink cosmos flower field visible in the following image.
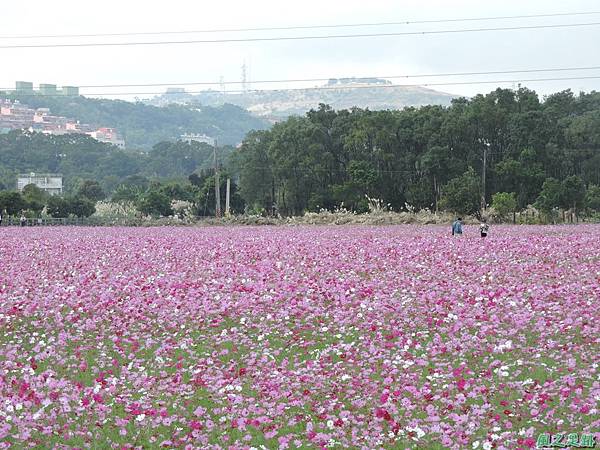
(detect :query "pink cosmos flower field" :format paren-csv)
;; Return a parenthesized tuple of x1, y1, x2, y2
(0, 225, 598, 449)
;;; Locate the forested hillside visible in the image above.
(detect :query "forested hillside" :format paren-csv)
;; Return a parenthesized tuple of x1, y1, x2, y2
(0, 131, 233, 192)
(1, 93, 269, 148)
(234, 88, 600, 216)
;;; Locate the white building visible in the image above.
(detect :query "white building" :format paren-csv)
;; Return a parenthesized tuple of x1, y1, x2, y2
(17, 173, 63, 195)
(180, 133, 215, 146)
(87, 127, 126, 149)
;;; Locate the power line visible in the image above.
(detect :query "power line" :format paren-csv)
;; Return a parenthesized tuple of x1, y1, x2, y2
(1, 22, 599, 49)
(188, 163, 423, 176)
(1, 11, 599, 40)
(1, 65, 598, 91)
(3, 75, 600, 98)
(232, 166, 422, 175)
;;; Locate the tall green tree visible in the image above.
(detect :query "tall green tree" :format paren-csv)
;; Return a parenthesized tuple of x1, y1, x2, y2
(21, 184, 48, 214)
(535, 178, 562, 218)
(491, 192, 517, 221)
(46, 196, 70, 218)
(235, 130, 276, 214)
(560, 175, 587, 215)
(0, 191, 26, 216)
(77, 180, 106, 202)
(439, 168, 481, 216)
(136, 189, 173, 217)
(585, 185, 600, 212)
(67, 196, 96, 217)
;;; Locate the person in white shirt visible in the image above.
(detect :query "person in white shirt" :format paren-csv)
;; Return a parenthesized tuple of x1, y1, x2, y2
(479, 219, 489, 238)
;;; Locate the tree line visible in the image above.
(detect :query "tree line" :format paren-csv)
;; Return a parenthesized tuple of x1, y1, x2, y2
(0, 183, 97, 219)
(0, 173, 243, 219)
(233, 87, 600, 218)
(0, 132, 233, 193)
(2, 86, 600, 220)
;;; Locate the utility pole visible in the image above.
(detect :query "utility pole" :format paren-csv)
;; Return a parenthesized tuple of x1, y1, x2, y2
(225, 178, 231, 216)
(241, 61, 248, 93)
(213, 140, 221, 218)
(481, 141, 490, 212)
(219, 76, 226, 101)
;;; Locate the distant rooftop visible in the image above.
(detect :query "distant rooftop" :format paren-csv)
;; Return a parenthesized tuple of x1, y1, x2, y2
(18, 172, 63, 178)
(326, 77, 392, 86)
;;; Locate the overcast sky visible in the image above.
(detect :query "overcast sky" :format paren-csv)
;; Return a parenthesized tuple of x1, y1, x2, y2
(1, 0, 600, 100)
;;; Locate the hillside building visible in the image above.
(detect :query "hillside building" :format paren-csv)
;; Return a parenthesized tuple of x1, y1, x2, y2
(15, 81, 34, 93)
(39, 84, 58, 95)
(10, 81, 79, 97)
(0, 99, 111, 140)
(17, 173, 63, 195)
(88, 127, 125, 149)
(62, 86, 80, 96)
(180, 133, 215, 146)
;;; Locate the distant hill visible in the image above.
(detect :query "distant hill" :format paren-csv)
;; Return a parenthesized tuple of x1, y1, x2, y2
(146, 78, 457, 120)
(0, 92, 269, 149)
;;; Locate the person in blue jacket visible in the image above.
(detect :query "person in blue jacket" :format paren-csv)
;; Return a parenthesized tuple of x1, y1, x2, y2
(452, 217, 463, 236)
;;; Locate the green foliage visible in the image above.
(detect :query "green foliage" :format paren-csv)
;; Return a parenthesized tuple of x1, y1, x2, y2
(534, 175, 588, 220)
(21, 184, 46, 202)
(535, 178, 562, 215)
(45, 195, 95, 218)
(494, 149, 546, 209)
(67, 196, 96, 217)
(21, 184, 48, 213)
(0, 131, 141, 193)
(331, 182, 369, 213)
(233, 130, 275, 213)
(77, 180, 105, 202)
(111, 185, 143, 203)
(348, 160, 378, 189)
(328, 160, 380, 212)
(111, 176, 150, 202)
(145, 141, 226, 178)
(585, 185, 600, 211)
(136, 190, 173, 217)
(158, 182, 196, 202)
(560, 175, 586, 212)
(3, 87, 600, 217)
(0, 131, 236, 197)
(233, 89, 600, 216)
(0, 191, 26, 216)
(406, 178, 435, 211)
(191, 170, 244, 217)
(439, 168, 481, 216)
(491, 192, 517, 219)
(104, 174, 243, 218)
(45, 196, 70, 218)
